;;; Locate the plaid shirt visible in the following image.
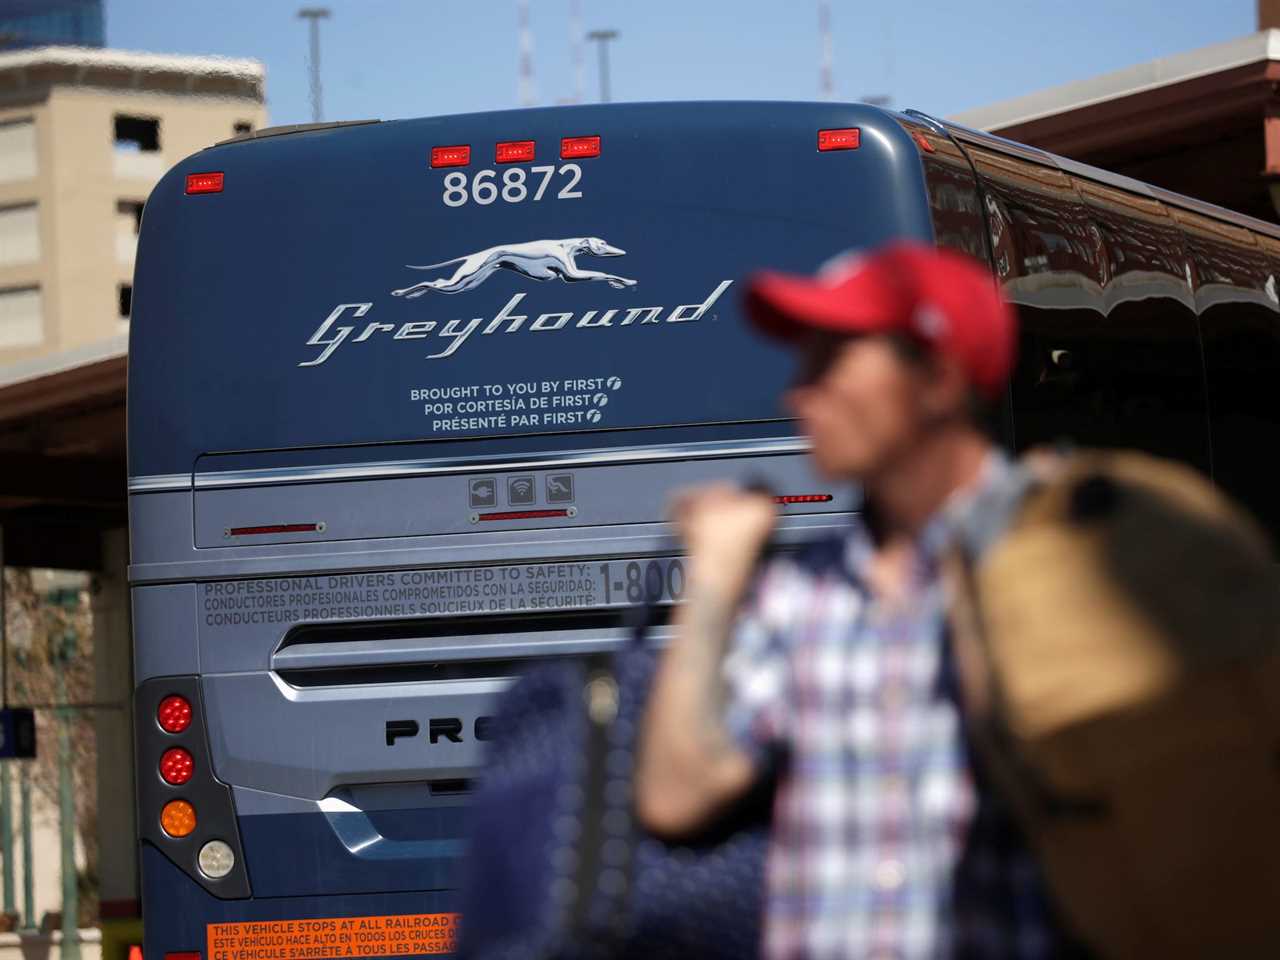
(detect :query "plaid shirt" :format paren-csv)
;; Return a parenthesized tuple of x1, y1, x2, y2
(724, 455, 1083, 960)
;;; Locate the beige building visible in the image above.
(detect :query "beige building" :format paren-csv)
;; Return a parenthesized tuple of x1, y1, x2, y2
(0, 45, 267, 960)
(0, 46, 266, 366)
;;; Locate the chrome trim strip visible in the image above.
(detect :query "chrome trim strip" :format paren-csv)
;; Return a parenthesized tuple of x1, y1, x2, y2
(128, 436, 810, 494)
(129, 473, 193, 493)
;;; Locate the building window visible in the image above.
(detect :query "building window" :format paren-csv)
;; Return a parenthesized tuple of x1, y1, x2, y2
(115, 200, 143, 262)
(0, 204, 39, 266)
(117, 199, 144, 232)
(0, 119, 37, 184)
(114, 116, 163, 180)
(118, 283, 132, 321)
(114, 115, 160, 153)
(0, 286, 42, 348)
(233, 121, 253, 136)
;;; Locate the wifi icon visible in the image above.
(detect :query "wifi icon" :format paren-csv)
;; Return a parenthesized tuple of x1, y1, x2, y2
(508, 476, 536, 505)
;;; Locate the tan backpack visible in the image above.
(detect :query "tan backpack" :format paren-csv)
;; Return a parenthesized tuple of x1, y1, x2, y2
(946, 450, 1280, 959)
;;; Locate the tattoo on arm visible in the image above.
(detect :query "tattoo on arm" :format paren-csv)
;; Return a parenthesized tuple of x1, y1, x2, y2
(677, 588, 744, 765)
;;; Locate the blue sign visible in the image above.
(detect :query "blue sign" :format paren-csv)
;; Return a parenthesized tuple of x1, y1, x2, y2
(0, 708, 36, 759)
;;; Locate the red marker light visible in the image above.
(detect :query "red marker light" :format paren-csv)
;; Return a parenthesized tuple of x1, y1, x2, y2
(560, 135, 600, 159)
(817, 128, 860, 152)
(496, 140, 536, 163)
(157, 695, 192, 734)
(430, 145, 471, 168)
(185, 172, 224, 195)
(774, 494, 835, 505)
(911, 130, 936, 154)
(159, 747, 195, 786)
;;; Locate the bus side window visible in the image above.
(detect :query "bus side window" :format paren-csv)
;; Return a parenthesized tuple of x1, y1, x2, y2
(1045, 178, 1211, 474)
(1186, 214, 1280, 547)
(969, 145, 1211, 474)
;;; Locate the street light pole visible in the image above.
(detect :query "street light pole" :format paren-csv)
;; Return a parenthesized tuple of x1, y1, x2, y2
(586, 29, 619, 103)
(297, 7, 331, 123)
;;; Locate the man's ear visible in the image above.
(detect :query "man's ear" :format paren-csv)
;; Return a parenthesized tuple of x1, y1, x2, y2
(919, 352, 972, 421)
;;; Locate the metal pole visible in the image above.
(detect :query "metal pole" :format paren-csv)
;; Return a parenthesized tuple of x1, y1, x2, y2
(0, 523, 6, 708)
(56, 658, 79, 960)
(0, 764, 12, 919)
(570, 0, 584, 103)
(0, 526, 9, 923)
(599, 41, 610, 103)
(586, 30, 618, 104)
(517, 0, 535, 107)
(19, 764, 31, 931)
(819, 1, 834, 100)
(298, 8, 331, 123)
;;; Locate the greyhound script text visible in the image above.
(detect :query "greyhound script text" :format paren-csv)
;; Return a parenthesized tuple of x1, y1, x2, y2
(297, 281, 733, 367)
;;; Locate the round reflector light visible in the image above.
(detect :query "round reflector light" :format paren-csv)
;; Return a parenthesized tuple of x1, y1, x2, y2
(198, 839, 236, 879)
(157, 695, 192, 734)
(159, 747, 194, 785)
(160, 799, 197, 838)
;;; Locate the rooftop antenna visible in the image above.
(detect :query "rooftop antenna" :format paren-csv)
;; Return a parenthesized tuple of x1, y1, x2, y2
(518, 0, 536, 106)
(297, 7, 331, 123)
(570, 0, 585, 104)
(819, 1, 833, 100)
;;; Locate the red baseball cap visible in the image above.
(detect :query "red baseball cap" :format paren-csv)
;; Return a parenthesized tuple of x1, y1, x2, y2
(745, 242, 1016, 399)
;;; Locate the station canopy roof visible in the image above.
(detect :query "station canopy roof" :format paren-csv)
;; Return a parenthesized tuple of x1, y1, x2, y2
(0, 335, 125, 570)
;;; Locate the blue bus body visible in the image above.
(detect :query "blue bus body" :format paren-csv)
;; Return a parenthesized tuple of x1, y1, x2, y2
(129, 101, 932, 958)
(130, 98, 1280, 958)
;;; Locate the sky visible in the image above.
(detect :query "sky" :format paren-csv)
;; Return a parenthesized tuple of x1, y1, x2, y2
(107, 0, 1258, 127)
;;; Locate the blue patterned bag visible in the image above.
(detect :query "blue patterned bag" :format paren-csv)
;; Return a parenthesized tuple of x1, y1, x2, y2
(456, 621, 770, 959)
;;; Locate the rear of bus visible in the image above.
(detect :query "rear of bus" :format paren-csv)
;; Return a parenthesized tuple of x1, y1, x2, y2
(127, 102, 936, 958)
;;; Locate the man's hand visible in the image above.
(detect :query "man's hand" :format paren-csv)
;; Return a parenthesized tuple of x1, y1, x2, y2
(634, 484, 776, 839)
(671, 484, 777, 602)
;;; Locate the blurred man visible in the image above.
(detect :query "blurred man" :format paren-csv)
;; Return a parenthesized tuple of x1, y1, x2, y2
(636, 244, 1081, 958)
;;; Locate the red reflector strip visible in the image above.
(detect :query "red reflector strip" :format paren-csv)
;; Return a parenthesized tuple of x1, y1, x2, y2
(817, 128, 860, 152)
(164, 954, 200, 960)
(476, 509, 570, 522)
(496, 140, 536, 163)
(430, 145, 471, 168)
(773, 494, 834, 505)
(227, 523, 321, 536)
(561, 135, 600, 159)
(185, 172, 224, 194)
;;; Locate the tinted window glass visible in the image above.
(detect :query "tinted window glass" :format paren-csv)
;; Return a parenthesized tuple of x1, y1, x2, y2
(970, 147, 1210, 473)
(1189, 211, 1280, 543)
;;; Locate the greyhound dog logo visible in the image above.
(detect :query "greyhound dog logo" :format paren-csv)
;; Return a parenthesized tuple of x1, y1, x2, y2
(390, 237, 637, 298)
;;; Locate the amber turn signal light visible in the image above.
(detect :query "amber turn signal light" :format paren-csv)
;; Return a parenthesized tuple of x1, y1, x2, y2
(160, 799, 197, 838)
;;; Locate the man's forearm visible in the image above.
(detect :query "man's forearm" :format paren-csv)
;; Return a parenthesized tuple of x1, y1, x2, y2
(635, 575, 756, 837)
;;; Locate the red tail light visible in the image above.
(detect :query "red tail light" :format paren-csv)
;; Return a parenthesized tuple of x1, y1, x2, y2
(817, 128, 860, 152)
(774, 494, 834, 505)
(159, 747, 195, 786)
(561, 135, 600, 159)
(476, 509, 571, 522)
(157, 695, 192, 734)
(430, 145, 471, 168)
(496, 140, 536, 163)
(185, 172, 224, 195)
(226, 523, 323, 537)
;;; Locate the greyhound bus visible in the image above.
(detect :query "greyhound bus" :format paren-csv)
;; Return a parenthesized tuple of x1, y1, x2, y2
(128, 101, 1280, 958)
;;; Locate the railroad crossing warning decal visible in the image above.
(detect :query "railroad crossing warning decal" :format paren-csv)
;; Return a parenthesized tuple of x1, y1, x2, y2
(207, 914, 460, 960)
